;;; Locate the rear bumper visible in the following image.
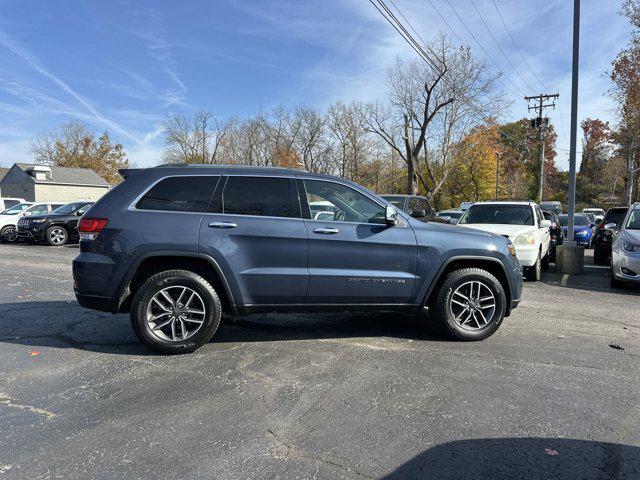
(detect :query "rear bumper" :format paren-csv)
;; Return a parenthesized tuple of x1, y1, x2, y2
(75, 292, 119, 313)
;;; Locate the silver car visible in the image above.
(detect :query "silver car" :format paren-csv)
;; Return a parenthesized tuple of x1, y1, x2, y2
(611, 202, 640, 287)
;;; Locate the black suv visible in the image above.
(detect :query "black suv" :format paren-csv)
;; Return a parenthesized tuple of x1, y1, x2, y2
(380, 195, 448, 224)
(73, 165, 522, 354)
(18, 201, 93, 246)
(593, 206, 629, 265)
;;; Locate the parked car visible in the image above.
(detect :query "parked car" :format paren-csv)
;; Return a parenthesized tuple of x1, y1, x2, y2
(542, 210, 563, 262)
(0, 202, 64, 243)
(73, 165, 523, 354)
(610, 203, 640, 287)
(583, 208, 605, 223)
(558, 214, 593, 248)
(0, 197, 25, 211)
(593, 206, 629, 265)
(457, 201, 551, 281)
(436, 209, 464, 224)
(540, 201, 563, 215)
(380, 195, 448, 223)
(17, 201, 93, 246)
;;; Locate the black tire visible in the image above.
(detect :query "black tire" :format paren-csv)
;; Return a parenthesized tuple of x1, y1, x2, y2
(0, 225, 18, 243)
(541, 251, 550, 271)
(130, 269, 222, 354)
(524, 251, 542, 281)
(429, 267, 507, 341)
(593, 246, 606, 265)
(46, 226, 68, 246)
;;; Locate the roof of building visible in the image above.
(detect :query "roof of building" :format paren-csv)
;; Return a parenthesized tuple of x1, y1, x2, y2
(12, 163, 110, 186)
(0, 167, 8, 182)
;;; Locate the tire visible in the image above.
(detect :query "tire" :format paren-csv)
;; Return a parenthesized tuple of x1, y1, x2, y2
(429, 267, 507, 341)
(541, 251, 550, 271)
(593, 246, 606, 265)
(524, 251, 542, 281)
(610, 268, 624, 289)
(46, 226, 68, 246)
(0, 225, 18, 243)
(130, 269, 222, 354)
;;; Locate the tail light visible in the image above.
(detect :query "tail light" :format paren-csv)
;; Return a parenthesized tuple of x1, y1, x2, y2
(78, 218, 108, 240)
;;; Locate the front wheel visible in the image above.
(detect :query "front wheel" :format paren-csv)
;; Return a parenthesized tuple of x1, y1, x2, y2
(46, 226, 68, 246)
(430, 268, 507, 341)
(130, 270, 222, 354)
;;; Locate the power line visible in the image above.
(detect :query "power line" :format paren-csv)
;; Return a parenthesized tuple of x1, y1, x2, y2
(368, 0, 536, 154)
(468, 0, 534, 92)
(490, 0, 548, 91)
(442, 0, 526, 96)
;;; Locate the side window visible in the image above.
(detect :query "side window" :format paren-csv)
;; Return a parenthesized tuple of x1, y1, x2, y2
(535, 206, 544, 225)
(29, 204, 49, 214)
(222, 177, 293, 218)
(408, 197, 430, 214)
(304, 180, 385, 224)
(137, 176, 218, 213)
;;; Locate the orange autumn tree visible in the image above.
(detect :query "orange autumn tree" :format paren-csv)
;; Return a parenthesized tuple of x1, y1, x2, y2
(447, 123, 501, 204)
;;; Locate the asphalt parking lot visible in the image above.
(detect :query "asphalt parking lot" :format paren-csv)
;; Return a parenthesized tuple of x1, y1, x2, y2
(0, 244, 638, 479)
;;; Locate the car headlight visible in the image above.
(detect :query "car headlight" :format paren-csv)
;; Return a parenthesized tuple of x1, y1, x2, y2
(575, 230, 587, 236)
(514, 234, 536, 245)
(32, 218, 47, 223)
(622, 241, 640, 253)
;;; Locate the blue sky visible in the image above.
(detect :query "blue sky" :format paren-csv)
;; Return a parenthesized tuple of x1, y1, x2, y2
(0, 0, 632, 170)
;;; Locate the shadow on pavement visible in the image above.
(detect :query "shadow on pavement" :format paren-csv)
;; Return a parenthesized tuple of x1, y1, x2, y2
(383, 437, 640, 480)
(0, 301, 449, 355)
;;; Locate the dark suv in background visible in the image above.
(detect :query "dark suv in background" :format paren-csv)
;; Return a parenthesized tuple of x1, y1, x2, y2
(73, 165, 522, 354)
(593, 206, 629, 264)
(18, 201, 93, 246)
(381, 194, 449, 224)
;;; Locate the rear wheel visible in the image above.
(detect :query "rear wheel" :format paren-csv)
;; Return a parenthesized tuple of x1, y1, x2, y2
(46, 226, 68, 246)
(524, 251, 542, 281)
(429, 268, 506, 341)
(130, 269, 222, 354)
(0, 225, 18, 243)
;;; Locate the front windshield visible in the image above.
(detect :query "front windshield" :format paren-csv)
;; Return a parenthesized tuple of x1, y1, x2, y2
(625, 210, 640, 230)
(0, 203, 32, 215)
(52, 202, 87, 215)
(558, 215, 589, 227)
(459, 204, 534, 226)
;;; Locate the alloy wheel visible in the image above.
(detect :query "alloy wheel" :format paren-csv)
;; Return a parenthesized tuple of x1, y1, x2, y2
(49, 228, 67, 245)
(2, 227, 17, 242)
(449, 280, 496, 330)
(146, 286, 206, 342)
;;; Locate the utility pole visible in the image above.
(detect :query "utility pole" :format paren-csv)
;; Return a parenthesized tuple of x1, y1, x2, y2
(525, 93, 559, 203)
(199, 112, 210, 163)
(559, 0, 583, 274)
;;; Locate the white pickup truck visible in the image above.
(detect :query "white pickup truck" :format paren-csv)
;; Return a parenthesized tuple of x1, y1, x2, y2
(457, 201, 551, 281)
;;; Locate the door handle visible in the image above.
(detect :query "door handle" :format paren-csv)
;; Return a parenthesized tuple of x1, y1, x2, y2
(313, 227, 339, 234)
(208, 222, 237, 229)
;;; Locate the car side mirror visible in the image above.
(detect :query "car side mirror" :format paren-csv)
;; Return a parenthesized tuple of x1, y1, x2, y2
(385, 205, 398, 226)
(441, 216, 452, 223)
(540, 219, 552, 228)
(410, 209, 426, 218)
(76, 211, 83, 216)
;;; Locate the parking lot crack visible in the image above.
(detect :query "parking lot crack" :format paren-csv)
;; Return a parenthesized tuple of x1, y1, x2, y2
(0, 393, 56, 419)
(265, 429, 374, 479)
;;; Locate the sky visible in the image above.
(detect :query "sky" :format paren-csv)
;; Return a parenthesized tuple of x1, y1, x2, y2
(0, 0, 633, 170)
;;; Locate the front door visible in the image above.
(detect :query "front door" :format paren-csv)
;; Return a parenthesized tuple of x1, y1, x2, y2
(300, 179, 417, 304)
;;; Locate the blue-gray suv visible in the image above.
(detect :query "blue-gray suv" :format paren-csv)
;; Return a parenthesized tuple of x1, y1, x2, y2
(73, 165, 522, 354)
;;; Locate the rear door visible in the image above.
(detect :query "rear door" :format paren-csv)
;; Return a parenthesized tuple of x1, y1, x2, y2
(300, 178, 417, 304)
(198, 175, 308, 306)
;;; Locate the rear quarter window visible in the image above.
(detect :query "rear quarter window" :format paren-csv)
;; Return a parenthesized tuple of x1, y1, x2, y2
(136, 176, 219, 213)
